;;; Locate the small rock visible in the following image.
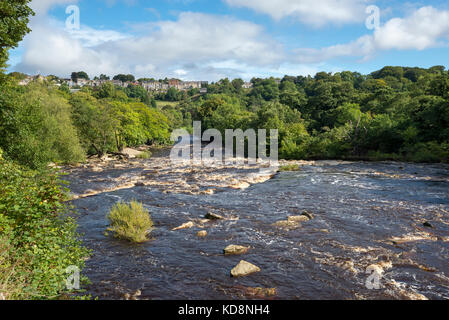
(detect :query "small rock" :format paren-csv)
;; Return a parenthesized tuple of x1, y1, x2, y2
(301, 211, 314, 220)
(288, 215, 309, 223)
(134, 182, 145, 187)
(197, 230, 208, 237)
(245, 287, 277, 298)
(134, 289, 141, 297)
(224, 245, 250, 255)
(231, 260, 261, 277)
(423, 221, 433, 228)
(205, 212, 224, 220)
(172, 221, 195, 231)
(273, 220, 300, 229)
(338, 260, 358, 274)
(122, 147, 142, 159)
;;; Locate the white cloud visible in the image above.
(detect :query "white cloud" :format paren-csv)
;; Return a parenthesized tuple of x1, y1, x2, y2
(225, 0, 371, 27)
(15, 1, 449, 80)
(374, 6, 449, 50)
(293, 6, 449, 63)
(15, 9, 286, 80)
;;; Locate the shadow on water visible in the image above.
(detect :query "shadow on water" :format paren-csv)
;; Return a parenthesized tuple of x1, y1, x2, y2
(68, 159, 449, 300)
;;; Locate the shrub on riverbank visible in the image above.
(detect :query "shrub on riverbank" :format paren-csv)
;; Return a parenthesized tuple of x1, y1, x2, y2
(107, 201, 154, 243)
(0, 155, 90, 299)
(136, 151, 152, 159)
(279, 164, 301, 172)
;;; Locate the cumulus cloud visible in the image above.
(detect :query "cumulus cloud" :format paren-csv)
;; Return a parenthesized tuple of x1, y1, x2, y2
(225, 0, 372, 27)
(15, 1, 449, 80)
(293, 6, 449, 63)
(15, 5, 287, 80)
(374, 6, 449, 50)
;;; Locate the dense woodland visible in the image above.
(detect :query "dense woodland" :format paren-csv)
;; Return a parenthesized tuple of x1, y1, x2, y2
(3, 65, 449, 169)
(198, 66, 449, 163)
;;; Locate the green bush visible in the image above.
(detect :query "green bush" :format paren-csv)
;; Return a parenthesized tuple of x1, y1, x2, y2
(279, 164, 301, 172)
(403, 142, 449, 163)
(0, 82, 85, 169)
(0, 157, 90, 299)
(136, 151, 152, 159)
(107, 201, 154, 243)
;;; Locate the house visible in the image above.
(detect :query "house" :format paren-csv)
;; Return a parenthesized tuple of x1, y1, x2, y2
(168, 79, 181, 87)
(18, 75, 46, 86)
(76, 78, 89, 86)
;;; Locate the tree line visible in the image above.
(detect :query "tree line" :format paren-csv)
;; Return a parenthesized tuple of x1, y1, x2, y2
(191, 67, 448, 162)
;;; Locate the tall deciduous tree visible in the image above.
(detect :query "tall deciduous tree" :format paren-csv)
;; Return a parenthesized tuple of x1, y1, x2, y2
(0, 0, 34, 77)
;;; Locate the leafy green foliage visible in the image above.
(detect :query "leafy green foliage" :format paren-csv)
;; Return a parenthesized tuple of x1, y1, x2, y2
(0, 157, 90, 299)
(113, 74, 135, 82)
(0, 0, 34, 78)
(71, 71, 89, 81)
(107, 201, 154, 243)
(279, 164, 301, 172)
(0, 82, 85, 169)
(189, 66, 449, 163)
(136, 151, 152, 159)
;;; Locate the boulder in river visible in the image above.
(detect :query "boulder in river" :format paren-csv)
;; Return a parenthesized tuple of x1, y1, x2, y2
(224, 245, 250, 255)
(172, 221, 195, 231)
(301, 211, 314, 220)
(231, 260, 261, 277)
(121, 148, 143, 159)
(244, 287, 277, 298)
(288, 215, 309, 223)
(280, 211, 314, 226)
(197, 230, 208, 237)
(423, 221, 433, 228)
(273, 220, 301, 229)
(205, 212, 224, 220)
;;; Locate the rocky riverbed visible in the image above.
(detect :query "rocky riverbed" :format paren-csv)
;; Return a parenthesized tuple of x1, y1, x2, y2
(65, 149, 449, 300)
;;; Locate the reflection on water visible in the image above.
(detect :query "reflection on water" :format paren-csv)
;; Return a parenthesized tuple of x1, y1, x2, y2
(67, 154, 449, 300)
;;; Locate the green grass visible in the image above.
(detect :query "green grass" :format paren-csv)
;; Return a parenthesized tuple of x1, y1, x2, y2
(279, 164, 301, 172)
(107, 201, 154, 243)
(136, 151, 152, 159)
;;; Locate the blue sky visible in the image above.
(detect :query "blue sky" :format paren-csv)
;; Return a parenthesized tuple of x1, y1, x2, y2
(8, 0, 449, 81)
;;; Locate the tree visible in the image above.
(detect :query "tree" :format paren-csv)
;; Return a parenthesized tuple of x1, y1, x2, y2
(0, 82, 85, 168)
(113, 74, 135, 83)
(124, 84, 151, 105)
(0, 0, 34, 77)
(71, 71, 89, 82)
(70, 92, 116, 156)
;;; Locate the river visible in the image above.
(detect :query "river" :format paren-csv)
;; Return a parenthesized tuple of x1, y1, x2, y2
(66, 149, 449, 300)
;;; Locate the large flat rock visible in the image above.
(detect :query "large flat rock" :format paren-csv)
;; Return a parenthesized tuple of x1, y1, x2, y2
(231, 260, 261, 277)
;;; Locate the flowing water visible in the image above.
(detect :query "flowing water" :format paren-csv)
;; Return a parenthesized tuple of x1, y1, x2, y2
(67, 150, 449, 300)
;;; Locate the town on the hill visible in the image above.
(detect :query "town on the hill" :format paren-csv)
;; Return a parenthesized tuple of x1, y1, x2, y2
(16, 73, 255, 93)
